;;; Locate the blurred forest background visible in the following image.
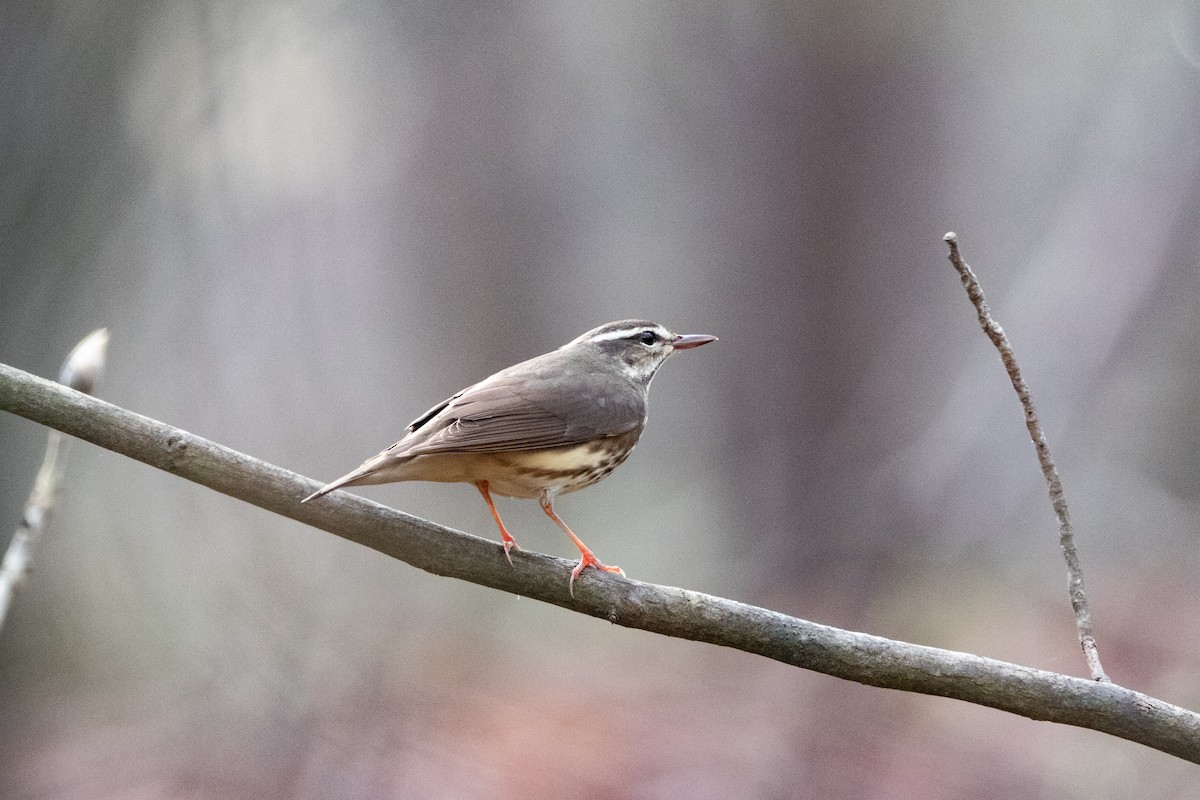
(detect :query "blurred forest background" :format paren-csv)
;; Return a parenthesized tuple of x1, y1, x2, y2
(3, 1, 1200, 797)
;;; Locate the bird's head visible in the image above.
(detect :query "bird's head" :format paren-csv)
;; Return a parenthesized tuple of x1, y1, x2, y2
(564, 319, 717, 386)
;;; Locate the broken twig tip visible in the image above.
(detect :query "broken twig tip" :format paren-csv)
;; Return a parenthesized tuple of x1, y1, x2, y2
(60, 328, 110, 395)
(0, 327, 110, 632)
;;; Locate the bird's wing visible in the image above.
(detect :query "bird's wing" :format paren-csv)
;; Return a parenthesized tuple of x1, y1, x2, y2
(389, 352, 646, 457)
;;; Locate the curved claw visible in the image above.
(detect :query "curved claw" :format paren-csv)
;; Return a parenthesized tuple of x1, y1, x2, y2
(568, 552, 625, 597)
(502, 536, 520, 567)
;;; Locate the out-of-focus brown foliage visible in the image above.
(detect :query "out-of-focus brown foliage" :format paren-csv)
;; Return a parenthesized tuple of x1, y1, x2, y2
(3, 2, 1200, 797)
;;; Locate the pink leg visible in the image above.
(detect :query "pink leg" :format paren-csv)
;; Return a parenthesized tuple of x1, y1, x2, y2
(476, 481, 519, 566)
(538, 490, 624, 596)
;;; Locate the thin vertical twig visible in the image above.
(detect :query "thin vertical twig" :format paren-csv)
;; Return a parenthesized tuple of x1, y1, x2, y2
(943, 233, 1107, 681)
(0, 329, 109, 631)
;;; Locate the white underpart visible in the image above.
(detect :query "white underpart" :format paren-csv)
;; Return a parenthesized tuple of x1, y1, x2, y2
(626, 358, 663, 383)
(518, 444, 601, 471)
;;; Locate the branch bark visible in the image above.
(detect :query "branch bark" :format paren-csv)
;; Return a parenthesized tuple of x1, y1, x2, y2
(2, 361, 1198, 762)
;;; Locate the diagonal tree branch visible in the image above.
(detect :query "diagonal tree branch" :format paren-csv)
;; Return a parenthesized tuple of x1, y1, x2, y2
(1, 361, 1198, 762)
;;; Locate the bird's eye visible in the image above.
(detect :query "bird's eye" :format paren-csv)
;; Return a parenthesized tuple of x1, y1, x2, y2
(638, 330, 657, 345)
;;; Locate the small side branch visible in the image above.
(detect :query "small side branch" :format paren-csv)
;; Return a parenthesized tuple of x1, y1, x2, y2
(0, 329, 109, 631)
(944, 233, 1107, 682)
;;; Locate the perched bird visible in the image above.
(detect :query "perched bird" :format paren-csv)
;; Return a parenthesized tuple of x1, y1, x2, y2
(303, 320, 717, 593)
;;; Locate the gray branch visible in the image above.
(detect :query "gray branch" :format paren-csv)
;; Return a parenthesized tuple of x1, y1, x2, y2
(1, 360, 1197, 761)
(944, 233, 1107, 682)
(0, 329, 109, 630)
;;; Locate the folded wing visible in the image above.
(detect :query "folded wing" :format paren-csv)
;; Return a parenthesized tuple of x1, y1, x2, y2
(391, 355, 646, 457)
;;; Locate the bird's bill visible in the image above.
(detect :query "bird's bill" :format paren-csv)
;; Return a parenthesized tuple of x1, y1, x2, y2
(672, 333, 718, 350)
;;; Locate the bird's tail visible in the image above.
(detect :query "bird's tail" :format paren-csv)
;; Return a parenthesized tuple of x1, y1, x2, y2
(301, 453, 394, 503)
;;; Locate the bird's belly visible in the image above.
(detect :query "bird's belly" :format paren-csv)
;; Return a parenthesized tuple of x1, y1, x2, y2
(398, 441, 633, 496)
(473, 442, 635, 498)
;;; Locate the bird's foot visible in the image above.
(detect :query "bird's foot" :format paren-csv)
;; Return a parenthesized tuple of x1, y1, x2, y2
(569, 551, 624, 596)
(502, 533, 521, 567)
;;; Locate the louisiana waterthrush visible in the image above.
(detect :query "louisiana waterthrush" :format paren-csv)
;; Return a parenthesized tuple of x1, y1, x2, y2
(303, 320, 717, 593)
